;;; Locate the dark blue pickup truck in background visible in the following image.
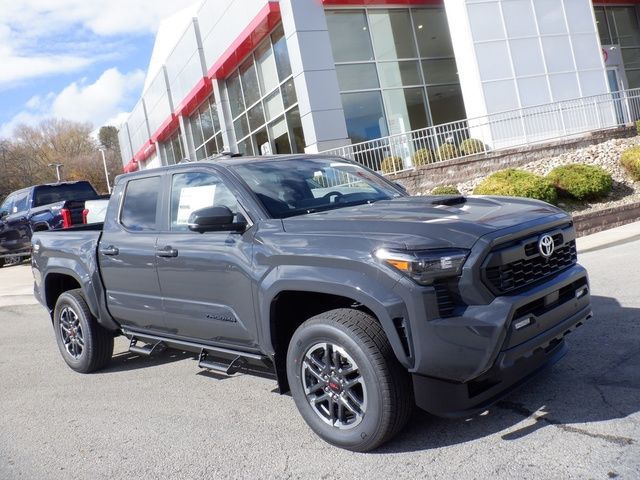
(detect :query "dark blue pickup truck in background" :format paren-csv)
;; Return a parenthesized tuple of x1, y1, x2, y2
(0, 181, 98, 267)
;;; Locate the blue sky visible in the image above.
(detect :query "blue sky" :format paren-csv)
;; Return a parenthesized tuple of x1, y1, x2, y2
(0, 1, 193, 138)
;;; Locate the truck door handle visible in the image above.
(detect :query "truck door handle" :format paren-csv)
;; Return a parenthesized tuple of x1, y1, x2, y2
(99, 245, 119, 256)
(156, 246, 178, 258)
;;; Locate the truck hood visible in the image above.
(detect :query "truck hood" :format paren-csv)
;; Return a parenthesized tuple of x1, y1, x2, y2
(282, 196, 567, 250)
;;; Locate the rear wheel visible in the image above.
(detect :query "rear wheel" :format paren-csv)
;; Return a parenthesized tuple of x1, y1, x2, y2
(53, 289, 114, 373)
(286, 308, 413, 452)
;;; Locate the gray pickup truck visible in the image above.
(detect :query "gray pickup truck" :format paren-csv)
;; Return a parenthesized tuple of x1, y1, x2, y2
(31, 155, 592, 451)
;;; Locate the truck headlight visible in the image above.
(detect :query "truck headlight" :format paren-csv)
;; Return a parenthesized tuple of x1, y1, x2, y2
(374, 248, 469, 285)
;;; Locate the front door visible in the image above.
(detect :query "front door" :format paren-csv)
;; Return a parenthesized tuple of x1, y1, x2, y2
(155, 169, 257, 348)
(99, 175, 166, 332)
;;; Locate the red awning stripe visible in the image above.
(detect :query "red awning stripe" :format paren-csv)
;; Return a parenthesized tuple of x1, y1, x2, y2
(207, 2, 281, 80)
(175, 76, 213, 118)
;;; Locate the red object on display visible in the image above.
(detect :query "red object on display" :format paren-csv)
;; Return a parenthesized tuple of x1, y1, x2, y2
(82, 208, 89, 224)
(61, 208, 72, 229)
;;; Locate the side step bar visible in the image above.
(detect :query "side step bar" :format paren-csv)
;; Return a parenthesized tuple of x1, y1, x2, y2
(122, 329, 275, 378)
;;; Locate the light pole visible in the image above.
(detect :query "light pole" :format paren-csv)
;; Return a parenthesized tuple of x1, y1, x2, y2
(99, 148, 112, 194)
(48, 163, 64, 182)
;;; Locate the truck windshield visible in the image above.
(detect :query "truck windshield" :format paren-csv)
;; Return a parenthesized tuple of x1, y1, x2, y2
(231, 157, 404, 218)
(33, 182, 98, 207)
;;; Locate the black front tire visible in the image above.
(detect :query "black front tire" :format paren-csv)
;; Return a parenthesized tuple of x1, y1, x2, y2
(287, 308, 413, 452)
(53, 289, 114, 373)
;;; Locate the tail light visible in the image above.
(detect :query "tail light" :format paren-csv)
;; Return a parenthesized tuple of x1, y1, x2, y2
(61, 208, 72, 229)
(82, 208, 89, 224)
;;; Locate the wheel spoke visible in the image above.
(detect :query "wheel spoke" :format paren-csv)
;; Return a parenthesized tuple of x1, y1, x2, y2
(345, 391, 364, 412)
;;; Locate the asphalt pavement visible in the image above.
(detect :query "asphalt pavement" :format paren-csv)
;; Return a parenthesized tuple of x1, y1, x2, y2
(0, 228, 639, 479)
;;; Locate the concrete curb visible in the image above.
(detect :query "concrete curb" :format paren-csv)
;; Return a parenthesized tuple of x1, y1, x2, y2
(576, 219, 640, 253)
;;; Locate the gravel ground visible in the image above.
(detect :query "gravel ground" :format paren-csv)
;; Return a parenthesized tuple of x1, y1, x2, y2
(456, 137, 640, 215)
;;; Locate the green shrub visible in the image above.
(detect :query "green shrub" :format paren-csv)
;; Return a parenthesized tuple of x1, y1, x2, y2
(620, 146, 640, 181)
(636, 120, 640, 136)
(412, 148, 434, 167)
(473, 169, 557, 204)
(380, 156, 404, 174)
(546, 164, 612, 200)
(431, 185, 461, 195)
(460, 138, 486, 155)
(436, 143, 459, 161)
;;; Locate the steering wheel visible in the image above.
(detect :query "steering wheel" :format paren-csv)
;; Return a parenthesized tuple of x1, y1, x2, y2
(322, 191, 344, 203)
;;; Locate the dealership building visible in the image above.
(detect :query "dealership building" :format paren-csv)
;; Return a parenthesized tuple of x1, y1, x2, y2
(117, 0, 640, 172)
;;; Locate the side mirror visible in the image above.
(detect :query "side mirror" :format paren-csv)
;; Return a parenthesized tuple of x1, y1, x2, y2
(188, 206, 246, 233)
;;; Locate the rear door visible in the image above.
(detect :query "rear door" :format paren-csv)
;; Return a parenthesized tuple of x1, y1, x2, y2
(6, 190, 31, 251)
(98, 175, 167, 332)
(154, 167, 258, 348)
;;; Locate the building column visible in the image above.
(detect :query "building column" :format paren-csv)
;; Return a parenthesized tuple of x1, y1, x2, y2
(279, 0, 350, 153)
(212, 78, 236, 153)
(178, 114, 195, 161)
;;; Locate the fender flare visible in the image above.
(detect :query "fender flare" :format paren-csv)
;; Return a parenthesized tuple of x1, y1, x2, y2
(258, 265, 413, 369)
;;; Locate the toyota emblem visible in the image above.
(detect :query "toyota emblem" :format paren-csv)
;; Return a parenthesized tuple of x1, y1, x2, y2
(538, 234, 555, 258)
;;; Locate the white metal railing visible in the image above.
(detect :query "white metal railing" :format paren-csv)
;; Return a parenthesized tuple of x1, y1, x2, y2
(321, 88, 640, 175)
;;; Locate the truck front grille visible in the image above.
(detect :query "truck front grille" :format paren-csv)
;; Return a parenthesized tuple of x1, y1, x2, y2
(482, 225, 577, 295)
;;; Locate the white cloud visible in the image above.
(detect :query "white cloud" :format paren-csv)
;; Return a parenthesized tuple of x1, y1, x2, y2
(1, 68, 145, 137)
(0, 1, 199, 88)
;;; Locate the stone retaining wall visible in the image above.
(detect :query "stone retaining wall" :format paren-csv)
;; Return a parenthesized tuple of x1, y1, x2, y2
(389, 126, 636, 195)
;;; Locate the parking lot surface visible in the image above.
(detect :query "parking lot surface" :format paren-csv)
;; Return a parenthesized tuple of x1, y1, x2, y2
(0, 238, 639, 479)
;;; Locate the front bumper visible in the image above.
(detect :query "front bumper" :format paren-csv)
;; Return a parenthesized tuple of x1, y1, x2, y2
(412, 304, 591, 417)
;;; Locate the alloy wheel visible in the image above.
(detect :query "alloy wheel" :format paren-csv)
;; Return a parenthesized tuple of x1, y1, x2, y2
(59, 306, 84, 359)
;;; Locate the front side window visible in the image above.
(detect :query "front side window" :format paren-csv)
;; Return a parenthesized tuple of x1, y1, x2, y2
(13, 191, 29, 213)
(170, 172, 239, 231)
(231, 157, 403, 218)
(120, 177, 161, 231)
(0, 195, 15, 216)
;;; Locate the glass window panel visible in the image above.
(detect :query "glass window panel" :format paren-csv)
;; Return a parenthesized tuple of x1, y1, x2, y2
(121, 177, 160, 231)
(412, 8, 454, 58)
(595, 9, 612, 45)
(509, 38, 545, 77)
(190, 112, 204, 148)
(383, 88, 428, 134)
(422, 59, 458, 85)
(286, 108, 305, 153)
(254, 128, 271, 155)
(255, 39, 279, 96)
(210, 101, 220, 132)
(428, 84, 466, 123)
(468, 3, 505, 42)
(240, 58, 261, 106)
(622, 47, 640, 69)
(626, 69, 640, 89)
(612, 7, 640, 47)
(248, 102, 266, 131)
(205, 138, 218, 157)
(269, 117, 292, 154)
(215, 133, 224, 152)
(501, 0, 537, 38)
(341, 91, 388, 144)
(475, 41, 512, 81)
(195, 146, 207, 160)
(369, 9, 417, 60)
(542, 36, 574, 73)
(200, 104, 214, 141)
(237, 138, 254, 155)
(326, 10, 374, 62)
(549, 72, 580, 101)
(282, 79, 297, 108)
(234, 115, 249, 140)
(264, 89, 284, 121)
(336, 64, 379, 91)
(378, 61, 421, 88)
(272, 24, 293, 81)
(606, 9, 618, 43)
(226, 71, 244, 118)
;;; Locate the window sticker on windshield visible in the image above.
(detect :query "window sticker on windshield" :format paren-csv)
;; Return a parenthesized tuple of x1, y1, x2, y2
(176, 185, 216, 224)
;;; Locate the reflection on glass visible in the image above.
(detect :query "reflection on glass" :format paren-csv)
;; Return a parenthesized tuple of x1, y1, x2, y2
(369, 10, 417, 60)
(227, 71, 244, 118)
(383, 88, 429, 134)
(422, 58, 459, 85)
(612, 7, 640, 47)
(255, 39, 279, 96)
(594, 8, 611, 45)
(286, 108, 305, 153)
(234, 115, 249, 141)
(412, 8, 454, 58)
(264, 90, 284, 121)
(255, 128, 270, 155)
(378, 61, 422, 88)
(341, 91, 388, 143)
(282, 80, 297, 108)
(248, 102, 266, 131)
(272, 24, 292, 81)
(191, 112, 204, 148)
(269, 117, 292, 154)
(337, 64, 379, 91)
(326, 10, 374, 62)
(240, 58, 260, 107)
(427, 84, 466, 124)
(200, 104, 214, 141)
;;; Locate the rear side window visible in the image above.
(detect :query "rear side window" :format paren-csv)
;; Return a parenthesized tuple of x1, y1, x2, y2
(120, 177, 161, 231)
(33, 182, 97, 207)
